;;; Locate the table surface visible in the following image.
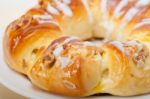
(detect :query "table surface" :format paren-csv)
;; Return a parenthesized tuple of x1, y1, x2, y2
(0, 0, 37, 98)
(0, 84, 26, 99)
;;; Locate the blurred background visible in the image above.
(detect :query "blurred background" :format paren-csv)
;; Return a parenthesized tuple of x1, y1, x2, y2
(0, 0, 36, 98)
(0, 0, 37, 30)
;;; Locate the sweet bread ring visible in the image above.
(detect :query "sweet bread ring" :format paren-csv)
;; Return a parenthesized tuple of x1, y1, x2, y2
(3, 0, 150, 97)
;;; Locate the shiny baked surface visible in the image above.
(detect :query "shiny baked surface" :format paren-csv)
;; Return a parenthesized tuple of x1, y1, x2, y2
(3, 0, 150, 97)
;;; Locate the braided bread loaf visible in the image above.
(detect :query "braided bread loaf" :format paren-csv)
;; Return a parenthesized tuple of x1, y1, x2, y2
(3, 0, 150, 96)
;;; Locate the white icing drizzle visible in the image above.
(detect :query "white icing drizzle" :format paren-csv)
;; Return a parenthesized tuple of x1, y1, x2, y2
(126, 40, 140, 47)
(110, 41, 144, 58)
(134, 42, 150, 70)
(33, 14, 53, 20)
(63, 0, 71, 4)
(113, 0, 128, 18)
(110, 40, 145, 59)
(52, 37, 79, 68)
(33, 14, 59, 25)
(38, 20, 59, 25)
(84, 41, 94, 46)
(125, 40, 144, 58)
(53, 46, 71, 68)
(53, 46, 64, 57)
(54, 0, 73, 16)
(91, 40, 104, 47)
(143, 18, 150, 22)
(63, 80, 76, 89)
(120, 0, 150, 30)
(63, 36, 79, 44)
(126, 40, 139, 46)
(101, 0, 107, 14)
(101, 0, 114, 37)
(135, 0, 150, 7)
(47, 4, 60, 15)
(82, 0, 93, 23)
(13, 36, 21, 49)
(134, 18, 150, 29)
(126, 40, 143, 53)
(117, 0, 150, 39)
(110, 41, 125, 52)
(119, 7, 139, 31)
(84, 41, 104, 47)
(59, 56, 71, 68)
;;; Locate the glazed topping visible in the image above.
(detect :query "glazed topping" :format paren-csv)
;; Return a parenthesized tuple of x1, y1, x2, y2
(63, 80, 76, 90)
(52, 45, 71, 68)
(53, 46, 64, 57)
(53, 49, 71, 68)
(11, 16, 32, 32)
(82, 0, 93, 23)
(43, 52, 55, 68)
(33, 14, 59, 25)
(110, 40, 143, 54)
(134, 18, 150, 29)
(12, 36, 21, 50)
(83, 41, 95, 46)
(116, 0, 150, 30)
(58, 56, 71, 68)
(100, 0, 150, 40)
(33, 14, 52, 20)
(50, 37, 103, 68)
(63, 37, 79, 44)
(113, 0, 128, 18)
(52, 37, 79, 57)
(101, 0, 115, 36)
(51, 37, 79, 68)
(54, 0, 73, 16)
(110, 40, 150, 68)
(133, 46, 149, 67)
(45, 0, 73, 16)
(125, 40, 143, 53)
(47, 4, 60, 15)
(110, 41, 125, 52)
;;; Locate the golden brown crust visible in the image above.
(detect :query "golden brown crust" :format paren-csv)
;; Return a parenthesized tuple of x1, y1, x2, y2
(3, 0, 150, 97)
(4, 7, 63, 74)
(28, 37, 102, 96)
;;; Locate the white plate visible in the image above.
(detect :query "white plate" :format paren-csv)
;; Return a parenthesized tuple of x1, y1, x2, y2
(0, 0, 150, 99)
